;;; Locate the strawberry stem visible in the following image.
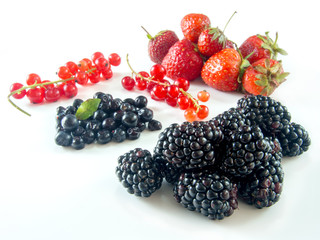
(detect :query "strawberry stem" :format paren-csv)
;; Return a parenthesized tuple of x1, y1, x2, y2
(222, 11, 237, 33)
(141, 26, 153, 40)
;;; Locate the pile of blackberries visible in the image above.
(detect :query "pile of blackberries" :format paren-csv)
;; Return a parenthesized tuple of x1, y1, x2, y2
(115, 95, 311, 220)
(55, 92, 162, 150)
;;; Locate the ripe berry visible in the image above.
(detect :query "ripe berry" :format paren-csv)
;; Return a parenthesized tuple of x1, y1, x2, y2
(150, 64, 166, 80)
(197, 90, 210, 102)
(63, 83, 78, 98)
(108, 53, 121, 66)
(75, 71, 88, 85)
(26, 73, 41, 85)
(167, 85, 180, 98)
(184, 108, 197, 122)
(101, 68, 113, 80)
(151, 85, 167, 100)
(121, 76, 135, 90)
(45, 87, 61, 102)
(92, 52, 104, 63)
(26, 87, 44, 103)
(197, 105, 209, 119)
(177, 95, 190, 110)
(87, 71, 101, 84)
(94, 57, 110, 71)
(174, 78, 190, 91)
(65, 61, 79, 75)
(57, 66, 73, 80)
(10, 83, 26, 99)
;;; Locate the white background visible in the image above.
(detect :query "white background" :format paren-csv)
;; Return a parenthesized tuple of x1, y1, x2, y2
(0, 0, 319, 239)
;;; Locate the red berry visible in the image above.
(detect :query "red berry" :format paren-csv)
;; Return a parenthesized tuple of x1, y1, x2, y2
(197, 105, 209, 119)
(121, 76, 135, 90)
(57, 66, 73, 80)
(94, 57, 110, 71)
(165, 96, 178, 107)
(65, 61, 79, 75)
(26, 73, 41, 85)
(167, 85, 180, 98)
(88, 71, 101, 84)
(44, 87, 61, 102)
(63, 83, 78, 98)
(184, 108, 197, 122)
(10, 83, 26, 99)
(174, 78, 190, 91)
(26, 87, 44, 103)
(197, 90, 210, 102)
(41, 80, 54, 89)
(151, 84, 167, 100)
(108, 53, 121, 66)
(101, 68, 113, 80)
(75, 71, 88, 85)
(150, 64, 166, 80)
(92, 52, 104, 63)
(177, 95, 190, 110)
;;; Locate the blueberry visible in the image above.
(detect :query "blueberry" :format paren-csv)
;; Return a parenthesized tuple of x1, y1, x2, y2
(112, 128, 126, 142)
(102, 117, 117, 131)
(122, 111, 138, 128)
(110, 98, 122, 111)
(72, 98, 83, 109)
(97, 129, 112, 144)
(93, 110, 107, 121)
(86, 120, 101, 132)
(61, 114, 79, 131)
(71, 136, 85, 150)
(147, 119, 162, 131)
(82, 130, 96, 144)
(55, 131, 72, 146)
(126, 127, 141, 140)
(135, 95, 148, 108)
(138, 108, 153, 122)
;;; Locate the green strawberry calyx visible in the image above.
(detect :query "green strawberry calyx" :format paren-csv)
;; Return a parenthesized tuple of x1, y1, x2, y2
(257, 32, 288, 60)
(254, 58, 289, 95)
(141, 26, 170, 40)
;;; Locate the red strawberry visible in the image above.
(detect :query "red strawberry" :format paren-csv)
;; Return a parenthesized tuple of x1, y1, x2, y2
(242, 58, 289, 96)
(161, 39, 203, 81)
(201, 48, 241, 91)
(198, 11, 236, 57)
(181, 13, 211, 43)
(198, 28, 235, 57)
(239, 32, 287, 64)
(142, 27, 179, 64)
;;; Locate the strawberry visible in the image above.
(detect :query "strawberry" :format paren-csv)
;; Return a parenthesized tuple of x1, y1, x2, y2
(239, 32, 287, 64)
(241, 58, 289, 96)
(198, 11, 236, 57)
(161, 39, 203, 81)
(142, 27, 179, 64)
(201, 48, 241, 92)
(181, 13, 211, 43)
(198, 28, 235, 57)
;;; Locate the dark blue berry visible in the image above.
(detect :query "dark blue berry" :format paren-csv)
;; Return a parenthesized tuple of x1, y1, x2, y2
(122, 111, 138, 128)
(138, 108, 153, 122)
(61, 114, 79, 131)
(135, 95, 148, 108)
(112, 128, 126, 142)
(147, 119, 162, 131)
(71, 136, 85, 150)
(55, 131, 72, 146)
(97, 129, 112, 144)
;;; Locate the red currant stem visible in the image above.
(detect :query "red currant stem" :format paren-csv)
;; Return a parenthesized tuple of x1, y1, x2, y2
(126, 54, 201, 111)
(8, 67, 97, 116)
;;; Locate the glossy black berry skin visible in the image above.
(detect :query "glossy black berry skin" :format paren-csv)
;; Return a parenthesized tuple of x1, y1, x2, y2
(116, 148, 163, 197)
(55, 94, 162, 149)
(173, 170, 238, 220)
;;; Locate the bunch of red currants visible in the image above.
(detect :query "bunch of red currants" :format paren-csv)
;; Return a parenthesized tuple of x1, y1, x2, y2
(123, 57, 210, 122)
(9, 52, 121, 107)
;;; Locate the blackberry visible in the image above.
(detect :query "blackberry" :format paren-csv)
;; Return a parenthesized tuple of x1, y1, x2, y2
(154, 154, 182, 185)
(220, 124, 273, 178)
(210, 107, 251, 141)
(277, 122, 311, 157)
(237, 149, 284, 209)
(173, 170, 238, 220)
(147, 119, 162, 131)
(115, 148, 163, 197)
(155, 121, 224, 170)
(237, 95, 291, 135)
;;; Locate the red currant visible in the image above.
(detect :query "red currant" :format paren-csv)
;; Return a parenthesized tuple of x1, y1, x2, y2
(101, 68, 113, 80)
(26, 73, 41, 85)
(121, 76, 135, 90)
(165, 96, 178, 107)
(94, 57, 110, 71)
(167, 85, 180, 98)
(10, 83, 26, 99)
(197, 90, 210, 102)
(151, 85, 167, 100)
(150, 64, 166, 80)
(88, 71, 101, 84)
(26, 87, 44, 103)
(174, 78, 190, 91)
(44, 87, 61, 102)
(41, 80, 54, 89)
(177, 95, 190, 110)
(75, 71, 88, 85)
(92, 52, 104, 63)
(197, 105, 209, 119)
(63, 83, 78, 98)
(65, 61, 79, 75)
(57, 66, 73, 80)
(184, 108, 197, 122)
(108, 53, 121, 66)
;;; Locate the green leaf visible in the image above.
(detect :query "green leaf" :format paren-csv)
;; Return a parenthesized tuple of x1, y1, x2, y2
(75, 98, 101, 120)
